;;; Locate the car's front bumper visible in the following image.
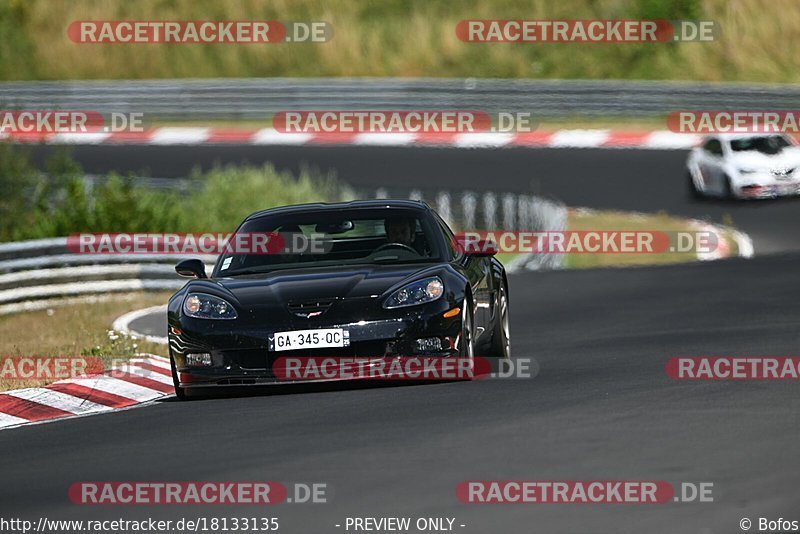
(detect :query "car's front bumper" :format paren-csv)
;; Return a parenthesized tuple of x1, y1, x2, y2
(169, 302, 464, 388)
(737, 179, 800, 198)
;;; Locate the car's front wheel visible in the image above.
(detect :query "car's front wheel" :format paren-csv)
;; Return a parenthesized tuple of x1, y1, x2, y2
(456, 296, 477, 380)
(687, 170, 704, 199)
(170, 354, 188, 400)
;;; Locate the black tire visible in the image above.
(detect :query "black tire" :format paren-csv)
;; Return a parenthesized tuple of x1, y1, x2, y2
(722, 174, 736, 199)
(687, 171, 703, 200)
(488, 282, 511, 359)
(170, 354, 188, 400)
(457, 296, 475, 379)
(459, 297, 474, 359)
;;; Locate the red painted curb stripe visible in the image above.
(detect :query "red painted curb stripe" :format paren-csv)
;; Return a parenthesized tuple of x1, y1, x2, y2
(206, 129, 259, 143)
(603, 131, 652, 146)
(509, 132, 555, 146)
(306, 132, 359, 144)
(414, 132, 461, 145)
(105, 131, 153, 143)
(133, 362, 172, 377)
(109, 372, 174, 393)
(46, 382, 138, 408)
(0, 394, 74, 422)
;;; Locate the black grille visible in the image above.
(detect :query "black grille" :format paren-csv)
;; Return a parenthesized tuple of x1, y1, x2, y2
(771, 167, 794, 178)
(287, 300, 334, 317)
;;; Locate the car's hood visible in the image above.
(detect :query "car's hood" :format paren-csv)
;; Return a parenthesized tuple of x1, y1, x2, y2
(215, 263, 439, 306)
(728, 148, 800, 170)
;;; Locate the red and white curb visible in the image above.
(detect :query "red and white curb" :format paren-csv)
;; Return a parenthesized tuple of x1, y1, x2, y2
(0, 354, 172, 430)
(112, 304, 169, 345)
(4, 128, 706, 150)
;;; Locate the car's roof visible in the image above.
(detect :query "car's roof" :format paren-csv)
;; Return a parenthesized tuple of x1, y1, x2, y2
(244, 199, 431, 221)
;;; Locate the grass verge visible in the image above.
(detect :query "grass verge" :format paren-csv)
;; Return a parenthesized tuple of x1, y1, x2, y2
(497, 209, 742, 270)
(564, 209, 739, 269)
(4, 0, 799, 83)
(0, 292, 171, 391)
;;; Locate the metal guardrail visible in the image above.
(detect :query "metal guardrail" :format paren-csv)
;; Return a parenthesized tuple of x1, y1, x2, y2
(2, 78, 800, 119)
(0, 237, 214, 308)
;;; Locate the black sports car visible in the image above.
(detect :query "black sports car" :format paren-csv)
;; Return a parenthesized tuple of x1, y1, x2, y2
(167, 199, 510, 398)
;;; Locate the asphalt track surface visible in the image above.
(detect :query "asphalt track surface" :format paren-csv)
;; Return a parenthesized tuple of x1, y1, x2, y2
(2, 145, 799, 533)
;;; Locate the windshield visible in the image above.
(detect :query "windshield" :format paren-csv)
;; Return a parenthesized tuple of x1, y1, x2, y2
(729, 135, 791, 154)
(218, 208, 442, 276)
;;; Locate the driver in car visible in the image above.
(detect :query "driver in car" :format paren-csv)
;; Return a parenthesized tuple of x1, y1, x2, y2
(384, 217, 416, 248)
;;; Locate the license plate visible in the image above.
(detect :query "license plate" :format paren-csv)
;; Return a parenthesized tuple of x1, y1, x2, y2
(270, 328, 349, 352)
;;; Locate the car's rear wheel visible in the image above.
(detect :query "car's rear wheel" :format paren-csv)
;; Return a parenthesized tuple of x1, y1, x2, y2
(488, 282, 511, 359)
(458, 296, 475, 362)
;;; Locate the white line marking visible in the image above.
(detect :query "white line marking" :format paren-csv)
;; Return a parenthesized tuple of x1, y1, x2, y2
(353, 133, 416, 146)
(0, 412, 30, 429)
(112, 304, 168, 344)
(150, 127, 211, 145)
(549, 129, 610, 148)
(49, 132, 112, 144)
(250, 128, 312, 145)
(6, 388, 111, 415)
(645, 131, 701, 149)
(60, 376, 165, 402)
(454, 133, 514, 148)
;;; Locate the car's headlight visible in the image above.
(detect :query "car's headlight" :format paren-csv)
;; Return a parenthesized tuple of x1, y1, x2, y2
(739, 167, 758, 174)
(183, 293, 238, 319)
(384, 277, 444, 309)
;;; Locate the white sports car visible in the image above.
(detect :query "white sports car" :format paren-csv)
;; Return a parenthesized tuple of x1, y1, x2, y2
(686, 133, 800, 199)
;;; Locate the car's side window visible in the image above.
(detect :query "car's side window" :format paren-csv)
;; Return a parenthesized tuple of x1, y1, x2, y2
(703, 139, 723, 156)
(434, 215, 459, 260)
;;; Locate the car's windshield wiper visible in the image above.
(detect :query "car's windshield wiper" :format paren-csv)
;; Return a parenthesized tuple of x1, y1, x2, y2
(370, 255, 401, 263)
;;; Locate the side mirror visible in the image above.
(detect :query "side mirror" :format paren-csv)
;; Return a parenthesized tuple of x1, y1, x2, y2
(466, 239, 498, 257)
(175, 259, 208, 279)
(453, 234, 499, 257)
